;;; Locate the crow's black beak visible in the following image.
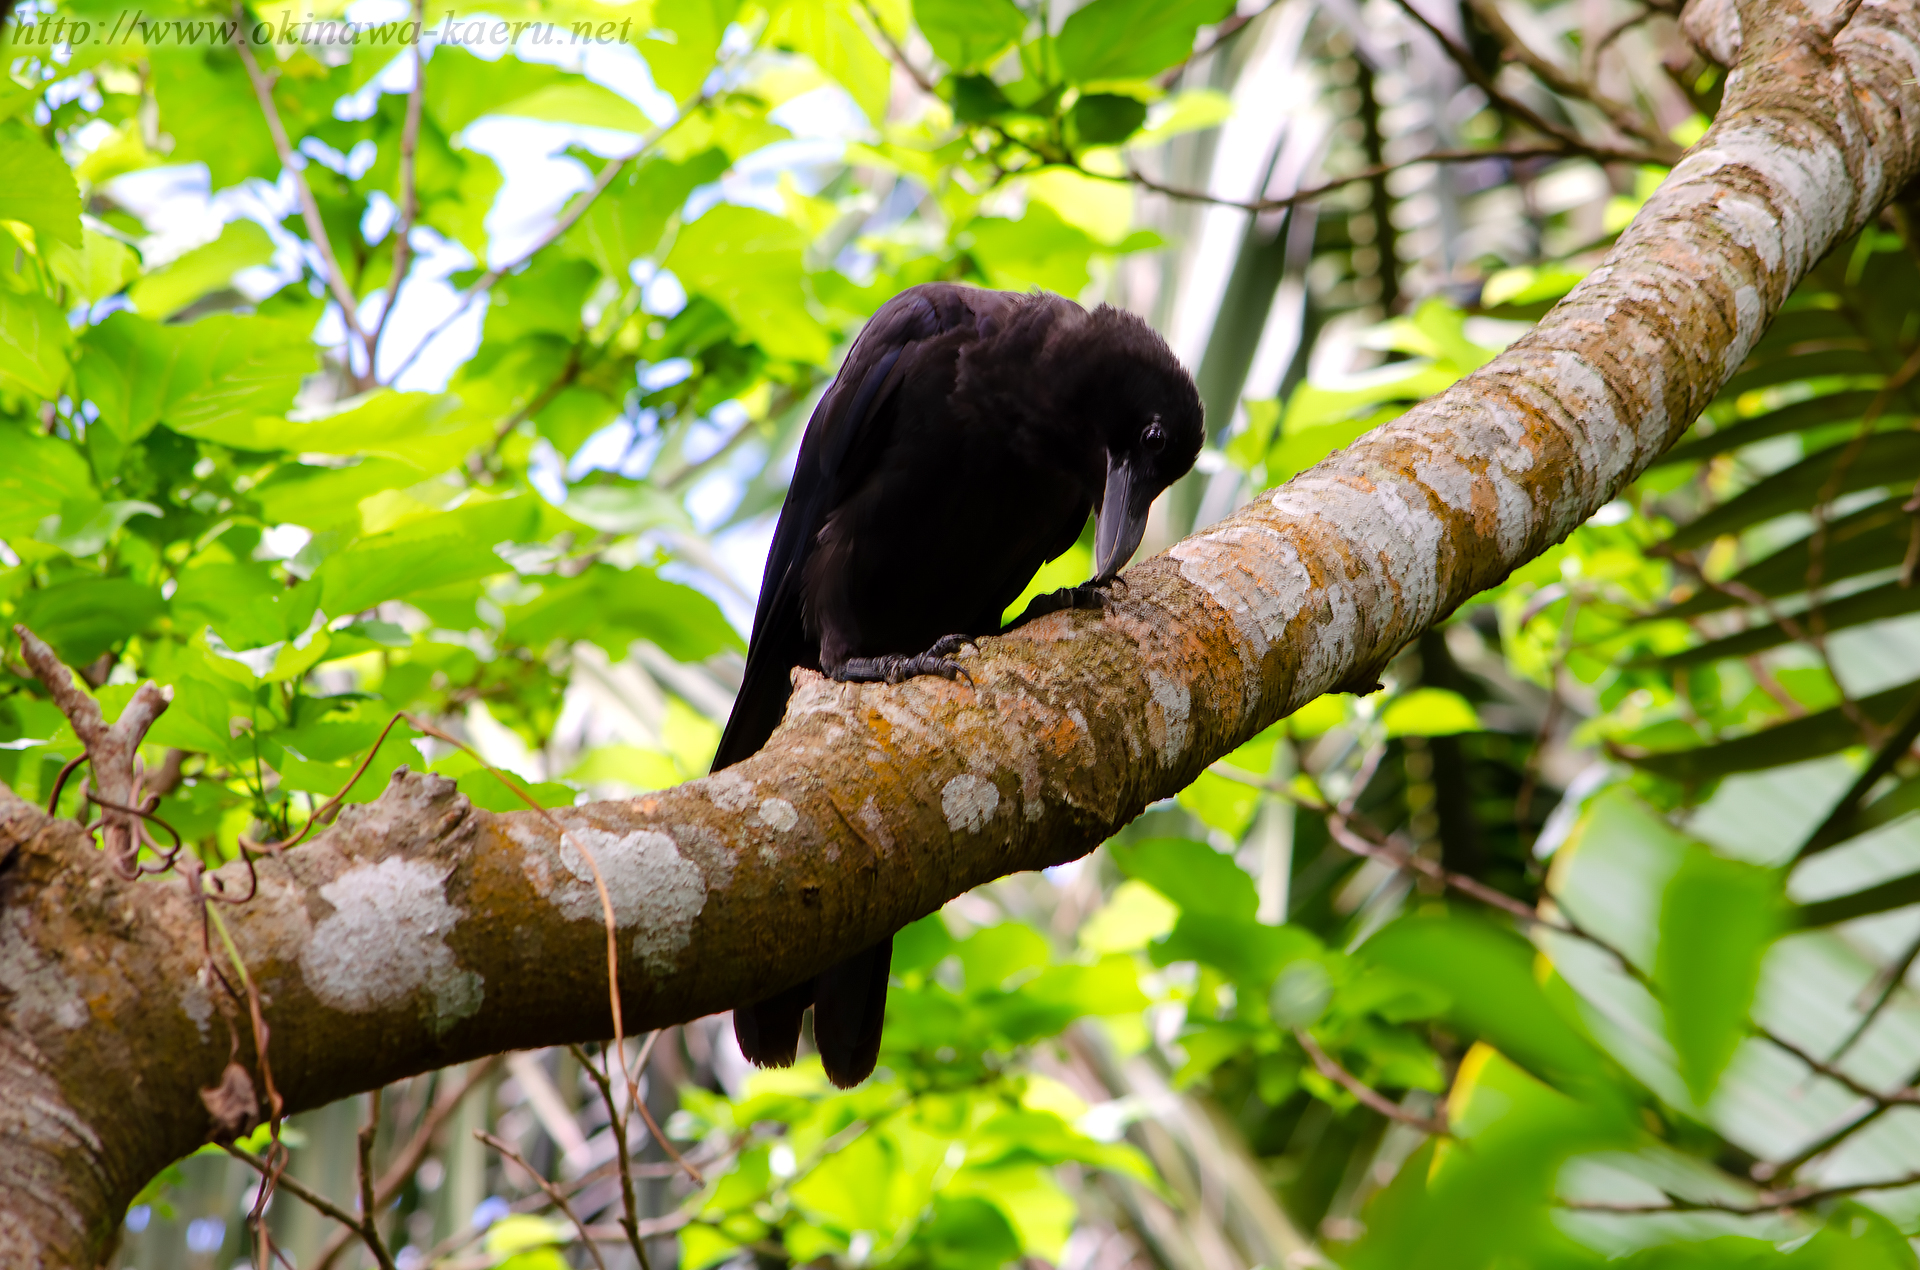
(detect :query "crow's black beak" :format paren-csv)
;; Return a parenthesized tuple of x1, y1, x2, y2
(1094, 452, 1151, 584)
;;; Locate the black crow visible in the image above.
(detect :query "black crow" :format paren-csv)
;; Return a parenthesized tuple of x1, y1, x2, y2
(712, 281, 1203, 1087)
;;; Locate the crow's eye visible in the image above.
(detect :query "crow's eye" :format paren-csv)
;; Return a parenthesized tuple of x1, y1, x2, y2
(1142, 420, 1166, 453)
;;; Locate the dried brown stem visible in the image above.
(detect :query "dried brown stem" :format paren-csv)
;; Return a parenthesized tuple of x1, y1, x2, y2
(1467, 0, 1682, 159)
(225, 1146, 397, 1270)
(478, 1130, 612, 1270)
(368, 0, 427, 370)
(1294, 1028, 1450, 1134)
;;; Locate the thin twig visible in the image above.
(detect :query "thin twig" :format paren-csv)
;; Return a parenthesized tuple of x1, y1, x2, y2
(355, 1090, 388, 1262)
(1155, 0, 1275, 87)
(226, 1146, 398, 1270)
(311, 1058, 502, 1270)
(1585, 5, 1666, 81)
(368, 0, 428, 371)
(1120, 144, 1608, 214)
(1391, 0, 1664, 166)
(1827, 930, 1920, 1066)
(230, 11, 375, 382)
(1465, 0, 1680, 158)
(1294, 1028, 1449, 1134)
(478, 1131, 612, 1270)
(1560, 1168, 1920, 1214)
(384, 90, 711, 387)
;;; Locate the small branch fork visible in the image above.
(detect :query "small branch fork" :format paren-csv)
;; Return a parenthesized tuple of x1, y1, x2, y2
(13, 625, 169, 877)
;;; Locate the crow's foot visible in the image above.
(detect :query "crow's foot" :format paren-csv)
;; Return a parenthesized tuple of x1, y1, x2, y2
(830, 635, 974, 686)
(1006, 580, 1118, 630)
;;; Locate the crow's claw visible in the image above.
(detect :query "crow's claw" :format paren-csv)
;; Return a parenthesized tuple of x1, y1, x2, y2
(830, 635, 975, 686)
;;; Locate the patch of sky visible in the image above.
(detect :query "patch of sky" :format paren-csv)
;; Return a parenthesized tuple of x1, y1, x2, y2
(637, 358, 693, 393)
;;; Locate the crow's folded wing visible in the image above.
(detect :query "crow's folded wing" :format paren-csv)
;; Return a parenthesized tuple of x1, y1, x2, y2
(712, 283, 1011, 771)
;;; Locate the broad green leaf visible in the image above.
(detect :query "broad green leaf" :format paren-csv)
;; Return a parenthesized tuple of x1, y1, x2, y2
(1108, 836, 1257, 921)
(252, 458, 432, 531)
(1362, 912, 1612, 1093)
(1152, 914, 1320, 985)
(1054, 0, 1234, 83)
(0, 122, 83, 248)
(967, 202, 1097, 296)
(1656, 847, 1782, 1101)
(0, 289, 73, 398)
(484, 257, 598, 341)
(639, 0, 742, 102)
(500, 562, 743, 660)
(12, 576, 165, 665)
(33, 498, 160, 556)
(1078, 880, 1178, 954)
(46, 229, 140, 304)
(913, 0, 1025, 71)
(1796, 866, 1920, 928)
(1380, 687, 1481, 737)
(74, 313, 315, 446)
(566, 744, 685, 791)
(148, 48, 281, 190)
(565, 149, 728, 278)
(0, 424, 97, 540)
(126, 220, 276, 318)
(767, 0, 892, 125)
(315, 497, 542, 616)
(954, 923, 1050, 990)
(1066, 92, 1148, 146)
(664, 205, 829, 362)
(493, 81, 655, 133)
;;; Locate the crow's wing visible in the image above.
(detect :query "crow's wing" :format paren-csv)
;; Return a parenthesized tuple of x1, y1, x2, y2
(712, 284, 1011, 771)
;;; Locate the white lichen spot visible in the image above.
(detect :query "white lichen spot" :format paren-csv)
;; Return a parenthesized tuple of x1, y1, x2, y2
(703, 770, 758, 813)
(942, 774, 999, 834)
(299, 857, 484, 1033)
(1146, 670, 1191, 764)
(546, 826, 708, 974)
(757, 798, 799, 831)
(181, 974, 214, 1042)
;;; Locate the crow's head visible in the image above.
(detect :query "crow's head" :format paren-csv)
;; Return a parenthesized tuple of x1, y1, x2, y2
(1073, 305, 1204, 581)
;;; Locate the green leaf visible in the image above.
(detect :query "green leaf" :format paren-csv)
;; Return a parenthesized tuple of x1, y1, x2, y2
(639, 0, 742, 102)
(0, 289, 73, 398)
(0, 122, 83, 248)
(967, 202, 1097, 297)
(251, 458, 431, 531)
(501, 562, 744, 661)
(1066, 92, 1149, 146)
(74, 313, 315, 446)
(565, 149, 729, 279)
(1054, 0, 1235, 83)
(1653, 389, 1882, 468)
(565, 744, 685, 791)
(1380, 687, 1481, 737)
(664, 205, 829, 363)
(1109, 837, 1258, 920)
(46, 229, 140, 305)
(1656, 847, 1782, 1101)
(148, 48, 281, 190)
(0, 424, 96, 542)
(767, 0, 892, 125)
(914, 0, 1026, 72)
(13, 576, 165, 665)
(33, 498, 160, 556)
(315, 498, 543, 616)
(126, 220, 276, 319)
(1362, 912, 1613, 1093)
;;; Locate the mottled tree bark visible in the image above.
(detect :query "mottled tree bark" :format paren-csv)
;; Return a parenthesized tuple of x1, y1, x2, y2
(5, 0, 1920, 1260)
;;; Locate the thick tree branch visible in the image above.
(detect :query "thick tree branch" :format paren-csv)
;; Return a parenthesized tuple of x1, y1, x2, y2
(6, 0, 1920, 1260)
